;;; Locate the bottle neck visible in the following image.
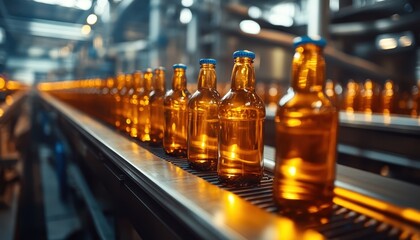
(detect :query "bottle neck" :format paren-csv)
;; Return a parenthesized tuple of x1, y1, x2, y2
(143, 71, 153, 91)
(291, 44, 325, 92)
(198, 64, 217, 90)
(154, 70, 165, 91)
(230, 57, 255, 90)
(125, 74, 133, 89)
(172, 69, 187, 90)
(133, 72, 143, 91)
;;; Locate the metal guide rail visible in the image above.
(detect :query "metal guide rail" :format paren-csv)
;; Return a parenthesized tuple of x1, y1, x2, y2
(39, 92, 420, 240)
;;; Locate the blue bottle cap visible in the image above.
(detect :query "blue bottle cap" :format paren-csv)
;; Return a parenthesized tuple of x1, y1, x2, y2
(199, 58, 217, 65)
(293, 36, 327, 48)
(233, 50, 255, 59)
(172, 63, 187, 70)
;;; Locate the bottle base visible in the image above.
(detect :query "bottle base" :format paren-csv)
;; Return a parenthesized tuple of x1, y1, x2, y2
(275, 198, 334, 221)
(188, 159, 217, 171)
(218, 174, 262, 187)
(165, 149, 187, 158)
(149, 139, 162, 147)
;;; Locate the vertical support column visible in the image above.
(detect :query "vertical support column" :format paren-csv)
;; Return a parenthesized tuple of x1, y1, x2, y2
(186, 8, 199, 78)
(307, 0, 329, 38)
(149, 0, 162, 67)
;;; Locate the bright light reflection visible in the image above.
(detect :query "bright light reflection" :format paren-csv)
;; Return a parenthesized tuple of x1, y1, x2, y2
(33, 0, 92, 10)
(181, 0, 193, 7)
(81, 24, 91, 35)
(399, 35, 412, 47)
(248, 6, 262, 19)
(378, 38, 397, 50)
(179, 8, 192, 24)
(87, 14, 98, 25)
(266, 14, 293, 27)
(239, 20, 260, 34)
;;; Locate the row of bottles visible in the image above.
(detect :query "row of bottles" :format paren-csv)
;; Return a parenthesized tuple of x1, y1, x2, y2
(325, 78, 420, 117)
(39, 38, 337, 217)
(39, 51, 266, 187)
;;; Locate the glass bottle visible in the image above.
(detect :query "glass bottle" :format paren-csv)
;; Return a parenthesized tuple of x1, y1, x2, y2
(137, 68, 153, 142)
(380, 79, 397, 115)
(361, 79, 380, 114)
(149, 67, 166, 145)
(187, 59, 220, 170)
(122, 73, 135, 133)
(114, 73, 125, 129)
(273, 36, 338, 216)
(163, 64, 191, 156)
(130, 71, 143, 138)
(218, 50, 266, 186)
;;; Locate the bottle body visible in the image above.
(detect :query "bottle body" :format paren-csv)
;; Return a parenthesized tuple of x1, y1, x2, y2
(274, 92, 337, 214)
(217, 51, 265, 186)
(137, 69, 153, 142)
(163, 65, 191, 156)
(188, 60, 220, 170)
(121, 74, 134, 133)
(130, 71, 142, 138)
(149, 68, 166, 145)
(218, 91, 265, 185)
(150, 92, 165, 145)
(273, 37, 337, 216)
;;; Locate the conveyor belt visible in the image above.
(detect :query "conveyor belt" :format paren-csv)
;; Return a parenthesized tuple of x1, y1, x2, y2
(39, 92, 420, 240)
(135, 141, 420, 240)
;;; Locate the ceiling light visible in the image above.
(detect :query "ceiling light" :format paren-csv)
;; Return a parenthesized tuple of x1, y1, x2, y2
(81, 24, 92, 35)
(28, 47, 45, 57)
(266, 14, 293, 27)
(181, 0, 193, 7)
(239, 20, 260, 35)
(399, 35, 412, 47)
(75, 0, 92, 10)
(378, 38, 397, 50)
(179, 8, 192, 24)
(248, 6, 262, 19)
(87, 14, 98, 25)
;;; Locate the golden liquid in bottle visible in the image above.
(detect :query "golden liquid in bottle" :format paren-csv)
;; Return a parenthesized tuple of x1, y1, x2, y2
(149, 67, 166, 145)
(103, 77, 115, 125)
(381, 80, 396, 115)
(114, 73, 125, 129)
(130, 71, 142, 138)
(273, 40, 337, 216)
(187, 60, 220, 170)
(122, 74, 134, 133)
(163, 65, 191, 157)
(137, 69, 153, 142)
(218, 51, 265, 186)
(361, 79, 380, 114)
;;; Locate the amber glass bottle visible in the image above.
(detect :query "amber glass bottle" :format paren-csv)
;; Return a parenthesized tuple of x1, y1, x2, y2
(380, 80, 397, 115)
(149, 67, 166, 145)
(218, 50, 266, 186)
(361, 79, 380, 114)
(121, 73, 134, 133)
(130, 71, 143, 137)
(137, 69, 153, 142)
(273, 36, 338, 216)
(163, 64, 191, 156)
(114, 73, 125, 129)
(187, 59, 220, 170)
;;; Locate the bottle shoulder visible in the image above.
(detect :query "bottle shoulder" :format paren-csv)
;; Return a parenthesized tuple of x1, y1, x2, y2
(189, 89, 221, 105)
(277, 90, 337, 114)
(220, 90, 265, 110)
(164, 89, 190, 104)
